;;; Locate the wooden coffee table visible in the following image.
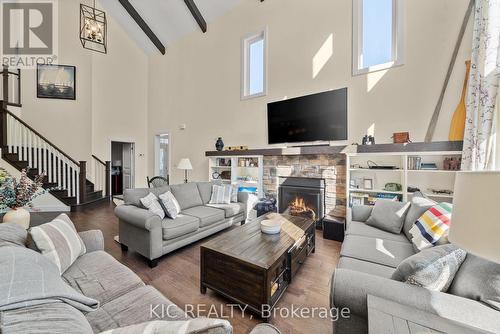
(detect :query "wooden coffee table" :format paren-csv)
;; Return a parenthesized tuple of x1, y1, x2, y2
(200, 213, 315, 319)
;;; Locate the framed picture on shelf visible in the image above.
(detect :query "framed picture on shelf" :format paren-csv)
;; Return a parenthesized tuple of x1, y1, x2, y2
(363, 178, 373, 190)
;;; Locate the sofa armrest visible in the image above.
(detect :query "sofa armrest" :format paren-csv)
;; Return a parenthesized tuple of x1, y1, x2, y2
(114, 205, 162, 231)
(78, 230, 104, 252)
(249, 324, 281, 334)
(331, 268, 500, 333)
(350, 205, 373, 222)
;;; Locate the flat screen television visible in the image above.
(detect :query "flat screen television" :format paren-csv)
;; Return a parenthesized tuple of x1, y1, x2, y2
(267, 88, 348, 145)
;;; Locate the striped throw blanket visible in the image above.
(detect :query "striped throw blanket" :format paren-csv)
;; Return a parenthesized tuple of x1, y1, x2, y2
(409, 203, 452, 251)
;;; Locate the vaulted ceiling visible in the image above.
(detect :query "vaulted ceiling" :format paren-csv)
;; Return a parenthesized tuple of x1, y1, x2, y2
(99, 0, 243, 55)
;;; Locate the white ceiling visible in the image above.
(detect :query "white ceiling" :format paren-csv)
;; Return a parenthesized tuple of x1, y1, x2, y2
(99, 0, 243, 54)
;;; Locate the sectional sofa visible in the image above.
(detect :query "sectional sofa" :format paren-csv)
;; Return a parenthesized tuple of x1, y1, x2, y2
(115, 182, 249, 267)
(330, 201, 500, 334)
(0, 221, 280, 334)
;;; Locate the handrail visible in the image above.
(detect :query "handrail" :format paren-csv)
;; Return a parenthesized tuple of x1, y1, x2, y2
(2, 108, 80, 166)
(92, 154, 106, 166)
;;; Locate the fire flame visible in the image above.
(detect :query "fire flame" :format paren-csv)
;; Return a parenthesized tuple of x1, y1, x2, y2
(289, 196, 316, 220)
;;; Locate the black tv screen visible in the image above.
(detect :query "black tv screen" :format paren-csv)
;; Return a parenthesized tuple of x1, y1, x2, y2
(267, 88, 348, 144)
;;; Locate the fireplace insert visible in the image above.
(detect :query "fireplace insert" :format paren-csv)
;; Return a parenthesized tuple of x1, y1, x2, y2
(278, 177, 325, 226)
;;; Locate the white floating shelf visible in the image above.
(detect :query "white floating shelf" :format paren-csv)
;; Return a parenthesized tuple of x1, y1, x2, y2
(349, 168, 403, 172)
(350, 188, 403, 195)
(407, 169, 459, 173)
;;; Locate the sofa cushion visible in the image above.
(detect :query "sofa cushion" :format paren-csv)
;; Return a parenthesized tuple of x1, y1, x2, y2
(392, 244, 466, 292)
(99, 319, 233, 334)
(197, 182, 214, 204)
(346, 221, 409, 243)
(409, 203, 452, 251)
(366, 199, 411, 234)
(207, 202, 246, 218)
(63, 251, 144, 305)
(161, 214, 200, 241)
(338, 257, 395, 279)
(449, 254, 500, 311)
(30, 213, 87, 274)
(123, 188, 150, 208)
(403, 196, 436, 240)
(170, 183, 204, 210)
(340, 235, 415, 268)
(0, 302, 93, 334)
(0, 223, 27, 248)
(182, 206, 225, 228)
(85, 286, 189, 333)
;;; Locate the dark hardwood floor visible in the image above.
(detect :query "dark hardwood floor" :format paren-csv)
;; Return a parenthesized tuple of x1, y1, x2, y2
(66, 202, 341, 334)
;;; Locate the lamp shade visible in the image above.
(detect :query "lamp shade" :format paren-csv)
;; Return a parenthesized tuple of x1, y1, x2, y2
(177, 158, 193, 170)
(449, 171, 500, 263)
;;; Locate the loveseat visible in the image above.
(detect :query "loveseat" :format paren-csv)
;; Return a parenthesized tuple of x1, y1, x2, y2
(330, 200, 500, 334)
(0, 221, 280, 334)
(115, 182, 249, 267)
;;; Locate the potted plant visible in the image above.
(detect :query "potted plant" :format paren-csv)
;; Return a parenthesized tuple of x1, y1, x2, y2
(0, 169, 46, 229)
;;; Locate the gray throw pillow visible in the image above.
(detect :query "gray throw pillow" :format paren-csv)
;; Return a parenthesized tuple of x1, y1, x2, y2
(159, 191, 181, 219)
(366, 199, 410, 234)
(392, 244, 466, 292)
(449, 254, 500, 311)
(0, 223, 27, 248)
(209, 185, 232, 204)
(403, 196, 436, 240)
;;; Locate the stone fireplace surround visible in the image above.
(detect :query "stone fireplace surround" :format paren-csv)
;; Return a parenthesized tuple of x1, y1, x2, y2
(263, 154, 346, 218)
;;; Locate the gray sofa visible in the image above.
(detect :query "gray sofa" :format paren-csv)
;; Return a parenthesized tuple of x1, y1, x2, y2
(115, 182, 249, 267)
(0, 222, 280, 334)
(330, 204, 500, 334)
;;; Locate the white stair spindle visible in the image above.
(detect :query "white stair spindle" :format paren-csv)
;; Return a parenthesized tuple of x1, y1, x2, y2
(62, 157, 67, 195)
(47, 144, 52, 183)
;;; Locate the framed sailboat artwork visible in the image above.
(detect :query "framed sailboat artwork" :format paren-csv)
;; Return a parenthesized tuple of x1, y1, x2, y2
(37, 64, 76, 100)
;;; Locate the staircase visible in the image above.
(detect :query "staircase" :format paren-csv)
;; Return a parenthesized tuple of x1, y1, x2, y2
(1, 67, 111, 211)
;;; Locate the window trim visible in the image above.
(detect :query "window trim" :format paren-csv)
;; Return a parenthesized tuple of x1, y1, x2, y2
(352, 0, 405, 76)
(241, 27, 268, 100)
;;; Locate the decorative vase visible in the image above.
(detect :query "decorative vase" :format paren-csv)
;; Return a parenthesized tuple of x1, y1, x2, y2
(215, 137, 224, 151)
(2, 208, 30, 229)
(449, 61, 471, 141)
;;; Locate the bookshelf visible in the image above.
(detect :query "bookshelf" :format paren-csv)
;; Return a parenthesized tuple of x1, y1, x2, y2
(346, 150, 462, 208)
(208, 155, 264, 197)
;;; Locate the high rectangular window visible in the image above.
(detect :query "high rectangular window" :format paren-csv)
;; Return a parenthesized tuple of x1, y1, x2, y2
(353, 0, 404, 75)
(242, 29, 267, 99)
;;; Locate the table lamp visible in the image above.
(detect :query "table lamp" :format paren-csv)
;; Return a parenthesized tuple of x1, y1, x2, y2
(177, 158, 193, 183)
(449, 171, 500, 263)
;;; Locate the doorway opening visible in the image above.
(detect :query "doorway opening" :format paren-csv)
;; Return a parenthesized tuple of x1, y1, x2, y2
(111, 141, 135, 195)
(154, 134, 170, 183)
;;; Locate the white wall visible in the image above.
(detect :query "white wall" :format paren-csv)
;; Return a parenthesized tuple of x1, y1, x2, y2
(91, 12, 149, 188)
(147, 0, 473, 184)
(19, 0, 92, 163)
(13, 0, 148, 187)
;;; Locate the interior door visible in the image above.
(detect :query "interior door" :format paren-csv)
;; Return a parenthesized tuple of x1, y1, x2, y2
(122, 143, 134, 190)
(155, 134, 169, 179)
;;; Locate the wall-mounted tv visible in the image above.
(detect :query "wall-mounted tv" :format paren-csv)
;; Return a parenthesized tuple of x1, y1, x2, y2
(267, 88, 348, 145)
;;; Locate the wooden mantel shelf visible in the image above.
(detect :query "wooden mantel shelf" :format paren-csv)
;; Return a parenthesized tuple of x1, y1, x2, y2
(205, 145, 347, 157)
(205, 141, 463, 157)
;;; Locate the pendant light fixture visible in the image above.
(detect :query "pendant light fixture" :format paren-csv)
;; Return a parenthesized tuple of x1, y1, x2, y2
(80, 0, 107, 54)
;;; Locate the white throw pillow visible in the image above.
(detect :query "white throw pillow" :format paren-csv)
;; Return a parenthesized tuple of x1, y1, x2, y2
(30, 214, 86, 275)
(140, 193, 165, 219)
(159, 191, 181, 219)
(209, 184, 232, 204)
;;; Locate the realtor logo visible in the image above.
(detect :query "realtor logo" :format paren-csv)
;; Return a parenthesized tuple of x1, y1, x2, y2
(1, 0, 58, 68)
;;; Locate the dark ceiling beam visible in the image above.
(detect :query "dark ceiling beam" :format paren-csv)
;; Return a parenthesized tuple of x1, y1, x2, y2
(118, 0, 166, 55)
(184, 0, 207, 33)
